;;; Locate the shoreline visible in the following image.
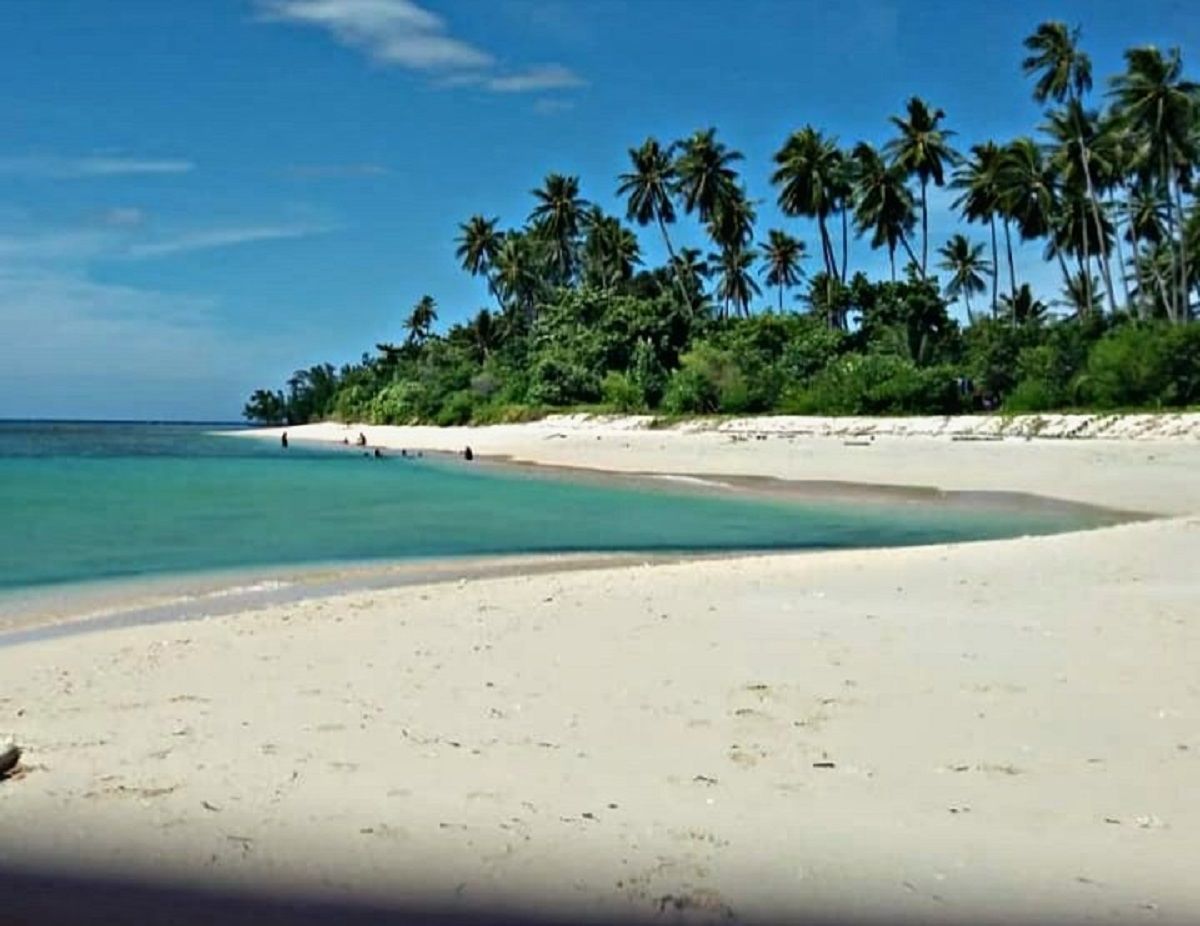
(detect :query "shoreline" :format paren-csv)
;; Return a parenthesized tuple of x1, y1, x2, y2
(3, 416, 1199, 921)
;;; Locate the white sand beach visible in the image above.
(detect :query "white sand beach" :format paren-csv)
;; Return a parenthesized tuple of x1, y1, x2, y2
(3, 415, 1199, 923)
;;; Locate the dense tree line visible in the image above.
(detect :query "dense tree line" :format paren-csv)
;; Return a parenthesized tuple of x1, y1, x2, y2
(246, 25, 1200, 426)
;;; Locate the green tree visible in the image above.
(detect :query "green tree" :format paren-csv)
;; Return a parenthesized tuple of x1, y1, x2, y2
(772, 127, 846, 280)
(937, 234, 991, 322)
(404, 295, 438, 347)
(529, 173, 588, 286)
(455, 215, 502, 310)
(885, 97, 959, 276)
(761, 229, 807, 309)
(617, 137, 692, 312)
(1109, 46, 1199, 321)
(673, 128, 744, 225)
(711, 246, 760, 318)
(952, 142, 1009, 309)
(851, 142, 918, 281)
(1022, 21, 1093, 103)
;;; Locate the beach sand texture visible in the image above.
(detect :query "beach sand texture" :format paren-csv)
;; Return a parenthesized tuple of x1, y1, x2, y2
(2, 415, 1199, 923)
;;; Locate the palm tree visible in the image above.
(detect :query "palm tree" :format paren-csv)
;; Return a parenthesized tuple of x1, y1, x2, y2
(711, 246, 760, 318)
(1042, 101, 1118, 312)
(708, 185, 757, 251)
(952, 142, 1009, 309)
(673, 128, 744, 225)
(1060, 268, 1102, 317)
(582, 207, 641, 290)
(851, 142, 918, 281)
(937, 234, 991, 322)
(404, 295, 438, 347)
(617, 137, 692, 311)
(998, 138, 1065, 272)
(671, 247, 710, 309)
(529, 173, 588, 286)
(1049, 187, 1115, 316)
(1110, 46, 1199, 321)
(999, 284, 1049, 326)
(885, 97, 959, 276)
(1022, 21, 1093, 103)
(492, 231, 544, 322)
(760, 229, 806, 309)
(455, 215, 503, 311)
(772, 126, 845, 279)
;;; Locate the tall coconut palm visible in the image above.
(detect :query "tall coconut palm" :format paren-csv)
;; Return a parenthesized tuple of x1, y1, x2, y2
(673, 128, 744, 225)
(529, 173, 588, 286)
(1049, 187, 1115, 316)
(404, 295, 438, 347)
(708, 185, 757, 252)
(1022, 21, 1093, 104)
(761, 229, 807, 310)
(455, 215, 503, 311)
(1110, 46, 1199, 321)
(1042, 101, 1118, 312)
(617, 137, 692, 311)
(885, 97, 959, 275)
(671, 247, 711, 309)
(772, 126, 845, 280)
(851, 142, 918, 281)
(1060, 268, 1102, 317)
(582, 207, 641, 290)
(492, 231, 543, 322)
(937, 234, 991, 322)
(952, 142, 1009, 308)
(711, 246, 760, 319)
(999, 284, 1049, 326)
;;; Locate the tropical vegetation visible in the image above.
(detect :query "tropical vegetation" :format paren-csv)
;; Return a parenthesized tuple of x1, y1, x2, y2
(246, 25, 1200, 426)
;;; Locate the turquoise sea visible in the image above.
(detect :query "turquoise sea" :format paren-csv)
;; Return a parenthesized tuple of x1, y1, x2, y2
(0, 421, 1106, 593)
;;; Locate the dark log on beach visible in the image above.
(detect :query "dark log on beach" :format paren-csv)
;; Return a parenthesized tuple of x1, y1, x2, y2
(0, 743, 20, 778)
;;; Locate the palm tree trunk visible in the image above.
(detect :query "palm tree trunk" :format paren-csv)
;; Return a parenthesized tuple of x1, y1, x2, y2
(1080, 197, 1094, 317)
(1172, 172, 1190, 322)
(818, 216, 837, 279)
(898, 231, 920, 273)
(840, 206, 849, 283)
(1054, 247, 1071, 294)
(920, 178, 929, 277)
(1111, 194, 1133, 312)
(1161, 147, 1181, 323)
(1123, 188, 1147, 319)
(1080, 145, 1117, 313)
(778, 282, 783, 311)
(989, 215, 999, 317)
(656, 214, 694, 316)
(964, 290, 975, 325)
(889, 244, 896, 283)
(1003, 219, 1017, 299)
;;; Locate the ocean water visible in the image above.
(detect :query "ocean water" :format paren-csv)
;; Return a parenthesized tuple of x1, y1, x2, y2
(0, 421, 1105, 593)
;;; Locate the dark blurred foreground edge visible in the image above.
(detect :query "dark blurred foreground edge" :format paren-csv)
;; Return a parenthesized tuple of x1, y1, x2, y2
(0, 863, 1095, 926)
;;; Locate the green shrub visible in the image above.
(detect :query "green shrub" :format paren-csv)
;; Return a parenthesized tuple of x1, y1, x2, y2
(1078, 323, 1200, 408)
(783, 354, 964, 415)
(661, 346, 751, 414)
(526, 354, 602, 406)
(600, 371, 646, 413)
(434, 390, 475, 426)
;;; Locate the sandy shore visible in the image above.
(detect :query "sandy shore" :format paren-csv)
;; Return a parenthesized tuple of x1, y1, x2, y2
(3, 416, 1199, 923)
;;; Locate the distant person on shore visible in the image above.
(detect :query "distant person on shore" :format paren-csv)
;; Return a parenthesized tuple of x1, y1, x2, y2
(373, 448, 383, 458)
(356, 432, 367, 447)
(280, 431, 288, 449)
(463, 446, 474, 461)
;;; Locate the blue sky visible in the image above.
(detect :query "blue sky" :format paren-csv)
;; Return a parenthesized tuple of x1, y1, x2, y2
(1, 0, 1196, 420)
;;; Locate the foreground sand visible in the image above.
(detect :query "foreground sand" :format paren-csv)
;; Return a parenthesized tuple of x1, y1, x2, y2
(3, 417, 1199, 923)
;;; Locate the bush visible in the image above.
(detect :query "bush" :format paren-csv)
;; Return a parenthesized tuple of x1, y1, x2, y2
(601, 371, 646, 413)
(661, 346, 751, 414)
(1077, 323, 1200, 408)
(782, 354, 964, 415)
(526, 354, 602, 406)
(434, 390, 475, 426)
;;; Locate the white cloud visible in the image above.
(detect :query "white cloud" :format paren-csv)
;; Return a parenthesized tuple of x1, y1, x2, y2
(258, 0, 585, 94)
(258, 0, 492, 69)
(486, 64, 584, 93)
(126, 224, 335, 259)
(0, 156, 194, 178)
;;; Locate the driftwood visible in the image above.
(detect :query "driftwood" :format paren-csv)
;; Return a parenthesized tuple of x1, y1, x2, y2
(0, 743, 20, 778)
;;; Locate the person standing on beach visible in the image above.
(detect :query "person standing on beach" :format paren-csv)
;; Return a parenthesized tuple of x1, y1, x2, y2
(281, 431, 288, 449)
